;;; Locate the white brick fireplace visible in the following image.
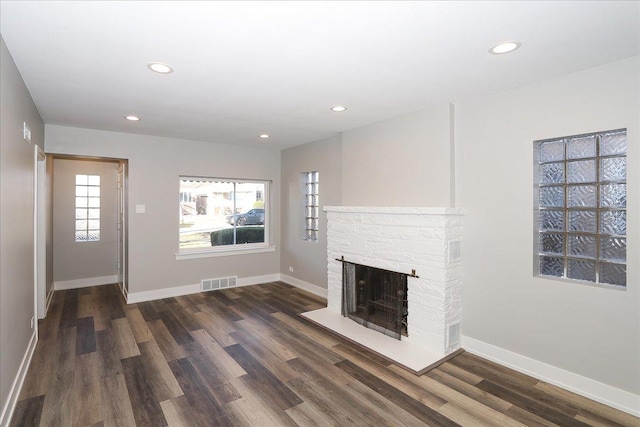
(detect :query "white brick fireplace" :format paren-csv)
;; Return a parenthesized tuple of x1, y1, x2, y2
(302, 206, 464, 373)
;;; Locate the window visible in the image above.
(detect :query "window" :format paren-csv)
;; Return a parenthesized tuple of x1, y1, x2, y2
(535, 129, 627, 287)
(75, 174, 100, 242)
(179, 177, 269, 251)
(303, 171, 319, 241)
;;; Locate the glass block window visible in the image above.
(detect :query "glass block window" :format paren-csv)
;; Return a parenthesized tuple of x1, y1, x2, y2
(75, 174, 100, 242)
(303, 171, 319, 241)
(536, 129, 627, 287)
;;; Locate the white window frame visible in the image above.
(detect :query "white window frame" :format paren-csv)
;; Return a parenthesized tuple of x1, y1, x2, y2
(176, 176, 274, 260)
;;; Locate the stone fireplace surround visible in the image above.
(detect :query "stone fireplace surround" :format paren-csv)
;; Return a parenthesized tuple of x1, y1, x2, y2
(302, 206, 464, 374)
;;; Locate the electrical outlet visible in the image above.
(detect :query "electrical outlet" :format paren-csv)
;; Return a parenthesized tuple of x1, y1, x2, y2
(288, 266, 294, 272)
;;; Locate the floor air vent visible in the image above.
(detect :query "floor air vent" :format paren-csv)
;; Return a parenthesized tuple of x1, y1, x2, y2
(201, 276, 238, 292)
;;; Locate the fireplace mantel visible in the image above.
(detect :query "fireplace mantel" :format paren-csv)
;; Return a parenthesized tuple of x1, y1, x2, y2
(323, 206, 464, 215)
(302, 205, 464, 374)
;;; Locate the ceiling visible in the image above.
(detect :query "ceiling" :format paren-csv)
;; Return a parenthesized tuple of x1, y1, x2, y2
(1, 1, 638, 150)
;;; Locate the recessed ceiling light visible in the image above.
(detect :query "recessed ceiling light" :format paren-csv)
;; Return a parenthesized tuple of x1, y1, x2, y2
(125, 115, 140, 121)
(147, 62, 174, 74)
(330, 105, 347, 112)
(489, 41, 521, 55)
(259, 134, 270, 139)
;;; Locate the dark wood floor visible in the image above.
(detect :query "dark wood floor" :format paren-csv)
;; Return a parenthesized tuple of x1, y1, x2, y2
(11, 282, 639, 427)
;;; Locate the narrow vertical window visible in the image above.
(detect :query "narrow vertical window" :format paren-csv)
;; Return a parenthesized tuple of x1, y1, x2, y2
(75, 174, 100, 242)
(303, 171, 319, 241)
(536, 129, 626, 287)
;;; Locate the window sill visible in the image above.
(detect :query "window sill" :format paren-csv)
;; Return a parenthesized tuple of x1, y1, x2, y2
(176, 245, 276, 260)
(534, 274, 626, 291)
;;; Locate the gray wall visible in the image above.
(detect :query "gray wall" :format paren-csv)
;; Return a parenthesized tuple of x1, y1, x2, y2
(456, 57, 639, 394)
(280, 135, 342, 289)
(279, 104, 456, 291)
(0, 37, 44, 420)
(53, 158, 119, 283)
(45, 126, 281, 294)
(341, 103, 454, 207)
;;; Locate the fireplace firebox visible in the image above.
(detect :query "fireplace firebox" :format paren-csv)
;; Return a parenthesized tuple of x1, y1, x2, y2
(340, 259, 409, 340)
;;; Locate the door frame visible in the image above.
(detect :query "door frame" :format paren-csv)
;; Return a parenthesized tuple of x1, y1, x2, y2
(48, 154, 129, 301)
(117, 161, 128, 298)
(34, 146, 46, 323)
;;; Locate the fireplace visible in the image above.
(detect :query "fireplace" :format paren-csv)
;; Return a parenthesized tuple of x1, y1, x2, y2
(302, 206, 464, 374)
(340, 259, 409, 340)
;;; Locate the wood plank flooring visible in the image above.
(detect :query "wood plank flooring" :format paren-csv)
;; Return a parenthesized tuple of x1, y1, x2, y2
(11, 282, 639, 426)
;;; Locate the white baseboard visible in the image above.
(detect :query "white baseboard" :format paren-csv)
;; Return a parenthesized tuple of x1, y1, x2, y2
(126, 273, 282, 304)
(127, 283, 201, 304)
(462, 335, 640, 417)
(0, 331, 37, 427)
(237, 273, 281, 287)
(54, 275, 118, 291)
(279, 274, 328, 299)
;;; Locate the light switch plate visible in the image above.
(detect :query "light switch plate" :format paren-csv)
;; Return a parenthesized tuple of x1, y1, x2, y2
(23, 122, 31, 142)
(135, 204, 146, 214)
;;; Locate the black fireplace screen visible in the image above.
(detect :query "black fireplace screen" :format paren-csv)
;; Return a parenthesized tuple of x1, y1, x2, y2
(341, 261, 408, 340)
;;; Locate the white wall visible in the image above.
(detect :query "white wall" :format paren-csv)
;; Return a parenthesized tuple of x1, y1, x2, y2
(52, 158, 119, 284)
(46, 126, 281, 295)
(280, 135, 342, 291)
(341, 103, 454, 207)
(456, 57, 639, 396)
(0, 37, 44, 423)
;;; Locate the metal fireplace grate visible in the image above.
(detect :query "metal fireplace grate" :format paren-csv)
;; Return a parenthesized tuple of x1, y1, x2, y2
(339, 258, 409, 340)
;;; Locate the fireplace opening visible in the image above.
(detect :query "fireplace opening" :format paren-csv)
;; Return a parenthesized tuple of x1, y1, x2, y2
(341, 261, 408, 340)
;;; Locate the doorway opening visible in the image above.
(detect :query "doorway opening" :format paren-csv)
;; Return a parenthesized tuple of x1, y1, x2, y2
(38, 155, 128, 319)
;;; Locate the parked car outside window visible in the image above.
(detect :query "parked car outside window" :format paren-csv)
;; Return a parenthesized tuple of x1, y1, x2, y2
(226, 209, 265, 226)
